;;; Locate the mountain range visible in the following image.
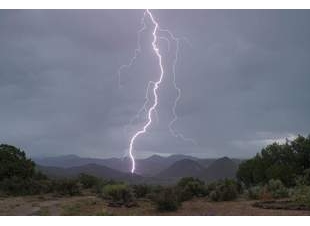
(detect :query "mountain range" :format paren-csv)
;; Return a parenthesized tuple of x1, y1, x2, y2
(34, 154, 244, 184)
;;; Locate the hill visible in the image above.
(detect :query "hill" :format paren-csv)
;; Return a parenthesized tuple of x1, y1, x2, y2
(156, 159, 205, 178)
(34, 155, 132, 172)
(201, 157, 238, 182)
(34, 154, 201, 176)
(37, 163, 142, 183)
(35, 154, 241, 181)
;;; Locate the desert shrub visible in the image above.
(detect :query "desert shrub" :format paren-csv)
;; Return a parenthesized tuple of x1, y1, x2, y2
(102, 184, 134, 204)
(38, 179, 55, 193)
(295, 169, 310, 186)
(94, 179, 119, 196)
(293, 185, 310, 207)
(0, 144, 35, 180)
(247, 180, 289, 200)
(237, 135, 310, 187)
(206, 181, 217, 194)
(94, 180, 106, 195)
(0, 144, 54, 196)
(0, 177, 31, 195)
(33, 170, 49, 180)
(53, 179, 81, 196)
(209, 190, 221, 201)
(132, 184, 151, 198)
(259, 186, 273, 200)
(248, 186, 262, 200)
(177, 186, 193, 202)
(78, 173, 101, 189)
(267, 179, 289, 199)
(150, 184, 164, 194)
(145, 184, 164, 200)
(208, 179, 238, 201)
(177, 177, 207, 201)
(0, 176, 53, 196)
(153, 187, 181, 212)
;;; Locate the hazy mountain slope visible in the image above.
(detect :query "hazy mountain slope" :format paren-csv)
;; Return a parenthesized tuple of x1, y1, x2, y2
(133, 154, 203, 176)
(34, 155, 132, 172)
(196, 158, 216, 168)
(201, 157, 238, 182)
(34, 154, 200, 176)
(37, 163, 141, 183)
(156, 159, 205, 178)
(35, 154, 242, 180)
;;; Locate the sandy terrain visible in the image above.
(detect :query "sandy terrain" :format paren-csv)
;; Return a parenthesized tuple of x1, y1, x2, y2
(0, 195, 309, 216)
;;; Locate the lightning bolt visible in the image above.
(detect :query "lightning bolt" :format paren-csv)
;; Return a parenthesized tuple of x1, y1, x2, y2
(123, 81, 159, 137)
(127, 9, 164, 173)
(160, 29, 198, 145)
(118, 9, 196, 174)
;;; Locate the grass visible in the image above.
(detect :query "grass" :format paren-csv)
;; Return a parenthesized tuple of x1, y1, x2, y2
(95, 208, 114, 216)
(61, 198, 101, 216)
(1, 194, 310, 216)
(37, 206, 50, 216)
(61, 203, 83, 216)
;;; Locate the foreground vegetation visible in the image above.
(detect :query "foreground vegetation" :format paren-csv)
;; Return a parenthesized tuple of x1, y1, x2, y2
(237, 135, 310, 208)
(1, 135, 310, 215)
(2, 194, 310, 216)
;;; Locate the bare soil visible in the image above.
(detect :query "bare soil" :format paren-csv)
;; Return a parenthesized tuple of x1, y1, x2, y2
(0, 195, 309, 216)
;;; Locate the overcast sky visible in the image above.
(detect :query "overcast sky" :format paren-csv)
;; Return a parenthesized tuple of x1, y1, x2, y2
(0, 10, 309, 159)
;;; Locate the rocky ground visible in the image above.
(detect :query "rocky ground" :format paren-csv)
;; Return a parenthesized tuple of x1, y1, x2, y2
(0, 195, 309, 216)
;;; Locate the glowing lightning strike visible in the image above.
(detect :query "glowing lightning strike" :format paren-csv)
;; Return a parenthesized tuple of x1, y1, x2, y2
(119, 9, 196, 174)
(123, 81, 159, 136)
(160, 29, 198, 145)
(127, 9, 164, 173)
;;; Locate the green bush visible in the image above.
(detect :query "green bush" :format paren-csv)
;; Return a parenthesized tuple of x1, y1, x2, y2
(78, 173, 101, 189)
(94, 179, 121, 197)
(0, 144, 53, 196)
(0, 144, 35, 180)
(132, 184, 151, 198)
(153, 187, 181, 212)
(295, 169, 310, 186)
(102, 184, 134, 204)
(209, 190, 220, 201)
(248, 186, 262, 200)
(293, 185, 310, 207)
(208, 179, 238, 201)
(0, 177, 53, 196)
(247, 180, 289, 200)
(237, 135, 310, 187)
(145, 185, 164, 201)
(267, 179, 289, 199)
(177, 177, 207, 201)
(53, 179, 81, 196)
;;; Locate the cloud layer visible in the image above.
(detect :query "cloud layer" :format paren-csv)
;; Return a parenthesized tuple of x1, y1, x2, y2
(0, 10, 309, 158)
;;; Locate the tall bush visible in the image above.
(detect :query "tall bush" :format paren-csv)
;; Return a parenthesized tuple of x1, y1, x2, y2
(177, 177, 207, 201)
(153, 187, 181, 212)
(208, 179, 238, 201)
(102, 184, 134, 204)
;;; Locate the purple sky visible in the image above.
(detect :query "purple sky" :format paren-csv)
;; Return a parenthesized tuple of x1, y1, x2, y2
(0, 10, 309, 158)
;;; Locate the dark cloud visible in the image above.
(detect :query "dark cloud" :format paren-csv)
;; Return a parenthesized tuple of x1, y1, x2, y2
(0, 9, 309, 159)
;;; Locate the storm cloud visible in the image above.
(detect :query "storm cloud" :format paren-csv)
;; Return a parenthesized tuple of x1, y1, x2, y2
(0, 10, 309, 159)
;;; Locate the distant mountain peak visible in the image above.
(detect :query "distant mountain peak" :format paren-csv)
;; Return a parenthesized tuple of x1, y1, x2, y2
(213, 156, 233, 163)
(201, 156, 238, 182)
(48, 154, 81, 159)
(146, 154, 164, 160)
(62, 154, 81, 158)
(156, 158, 205, 178)
(34, 154, 241, 182)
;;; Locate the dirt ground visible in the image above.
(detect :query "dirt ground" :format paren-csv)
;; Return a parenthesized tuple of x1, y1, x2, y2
(0, 195, 309, 216)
